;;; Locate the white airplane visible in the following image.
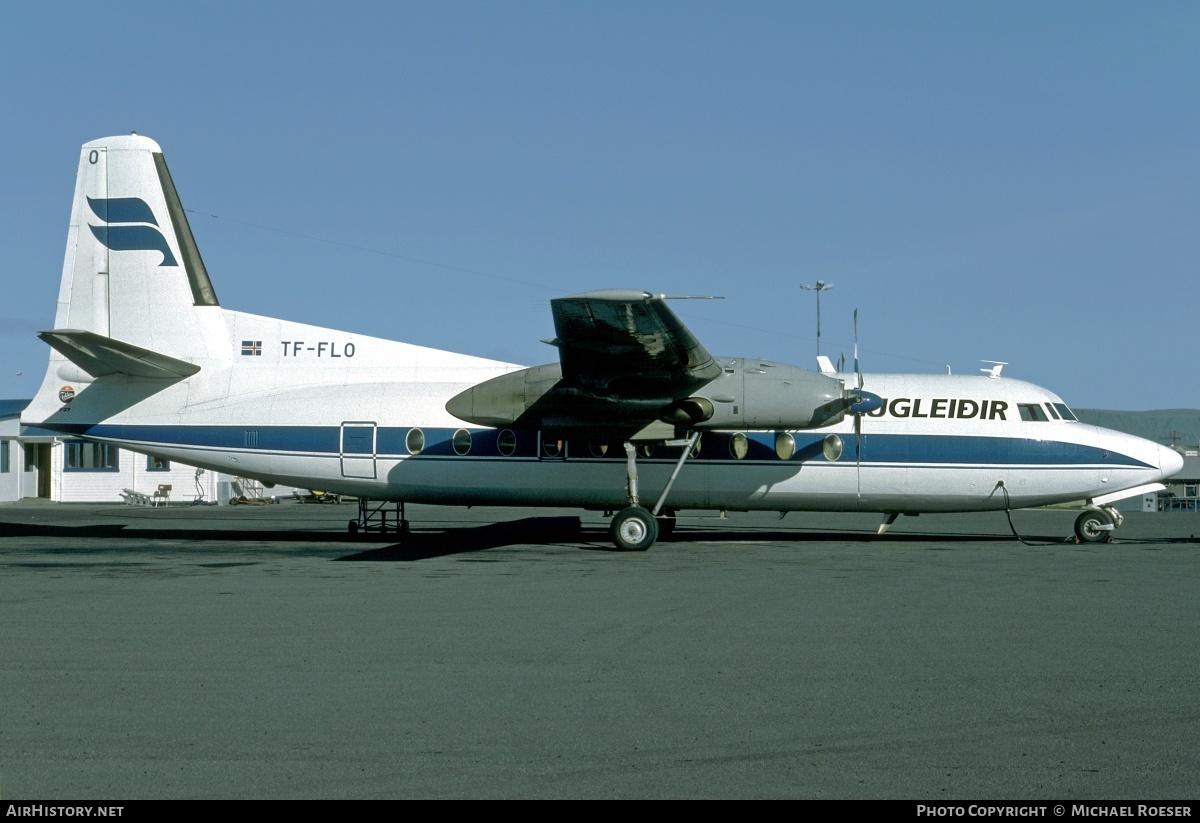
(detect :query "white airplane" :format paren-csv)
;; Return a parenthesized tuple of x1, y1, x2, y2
(22, 135, 1184, 550)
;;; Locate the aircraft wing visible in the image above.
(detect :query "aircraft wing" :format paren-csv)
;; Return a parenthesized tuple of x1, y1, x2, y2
(546, 290, 721, 398)
(446, 290, 722, 435)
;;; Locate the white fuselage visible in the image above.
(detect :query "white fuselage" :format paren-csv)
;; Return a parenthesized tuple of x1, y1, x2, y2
(24, 306, 1181, 515)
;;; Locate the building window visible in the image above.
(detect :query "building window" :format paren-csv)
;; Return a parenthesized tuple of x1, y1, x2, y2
(147, 455, 171, 472)
(0, 440, 9, 473)
(64, 440, 120, 471)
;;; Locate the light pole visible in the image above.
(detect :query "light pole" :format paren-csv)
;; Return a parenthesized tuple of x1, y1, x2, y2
(800, 280, 833, 356)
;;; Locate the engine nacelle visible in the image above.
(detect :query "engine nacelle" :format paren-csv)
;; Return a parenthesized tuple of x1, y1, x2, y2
(680, 359, 850, 430)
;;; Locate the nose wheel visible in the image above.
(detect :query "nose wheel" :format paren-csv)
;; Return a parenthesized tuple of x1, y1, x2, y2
(1074, 508, 1115, 543)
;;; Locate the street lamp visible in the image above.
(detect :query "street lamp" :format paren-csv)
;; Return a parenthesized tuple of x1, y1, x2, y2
(799, 280, 833, 356)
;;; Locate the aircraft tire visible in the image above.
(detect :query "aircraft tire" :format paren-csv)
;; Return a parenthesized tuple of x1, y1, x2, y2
(1074, 510, 1112, 543)
(610, 506, 658, 551)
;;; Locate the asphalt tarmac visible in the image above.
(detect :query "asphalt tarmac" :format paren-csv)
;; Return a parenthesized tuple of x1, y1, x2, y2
(1, 499, 1197, 799)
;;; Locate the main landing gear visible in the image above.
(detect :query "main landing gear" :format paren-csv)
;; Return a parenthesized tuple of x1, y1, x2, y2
(609, 433, 698, 551)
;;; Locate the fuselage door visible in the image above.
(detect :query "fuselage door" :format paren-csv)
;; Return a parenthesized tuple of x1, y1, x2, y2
(340, 421, 377, 479)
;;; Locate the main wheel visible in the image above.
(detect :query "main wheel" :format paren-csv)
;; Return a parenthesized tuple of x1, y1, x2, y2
(610, 506, 659, 551)
(1074, 510, 1112, 543)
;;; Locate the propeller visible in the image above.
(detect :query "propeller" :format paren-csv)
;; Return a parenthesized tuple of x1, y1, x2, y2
(853, 310, 863, 496)
(846, 309, 884, 497)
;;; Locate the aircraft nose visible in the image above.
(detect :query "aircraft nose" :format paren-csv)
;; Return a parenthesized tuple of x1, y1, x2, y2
(1160, 444, 1185, 479)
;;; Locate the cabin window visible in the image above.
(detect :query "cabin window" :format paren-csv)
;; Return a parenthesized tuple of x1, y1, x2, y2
(637, 443, 655, 458)
(452, 429, 472, 456)
(497, 429, 516, 456)
(775, 432, 795, 461)
(405, 428, 424, 455)
(65, 440, 120, 471)
(542, 437, 562, 458)
(823, 434, 843, 462)
(1017, 404, 1049, 422)
(589, 441, 610, 457)
(729, 433, 749, 460)
(1052, 403, 1078, 421)
(0, 440, 9, 473)
(147, 455, 171, 471)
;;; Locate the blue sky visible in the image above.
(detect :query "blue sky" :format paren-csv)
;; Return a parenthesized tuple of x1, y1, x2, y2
(2, 2, 1197, 409)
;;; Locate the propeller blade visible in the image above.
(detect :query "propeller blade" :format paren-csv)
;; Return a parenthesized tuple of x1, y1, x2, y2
(855, 404, 863, 497)
(853, 308, 861, 389)
(853, 308, 864, 498)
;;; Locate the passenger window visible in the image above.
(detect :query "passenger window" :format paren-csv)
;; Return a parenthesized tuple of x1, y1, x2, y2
(775, 432, 795, 460)
(497, 429, 516, 456)
(729, 433, 749, 460)
(452, 429, 472, 455)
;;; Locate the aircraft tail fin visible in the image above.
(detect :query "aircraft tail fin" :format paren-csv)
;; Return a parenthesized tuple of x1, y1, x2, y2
(26, 135, 224, 424)
(52, 133, 219, 345)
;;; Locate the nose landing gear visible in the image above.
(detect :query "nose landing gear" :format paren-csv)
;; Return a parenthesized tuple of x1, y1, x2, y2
(1074, 506, 1121, 543)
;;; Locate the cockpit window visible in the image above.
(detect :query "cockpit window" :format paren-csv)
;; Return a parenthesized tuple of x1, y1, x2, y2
(1044, 403, 1061, 420)
(1052, 403, 1078, 421)
(1018, 403, 1049, 422)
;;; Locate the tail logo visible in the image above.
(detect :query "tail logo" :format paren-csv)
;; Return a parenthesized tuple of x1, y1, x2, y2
(87, 197, 178, 267)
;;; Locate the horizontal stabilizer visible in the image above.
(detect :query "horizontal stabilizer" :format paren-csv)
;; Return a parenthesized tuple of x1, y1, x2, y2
(39, 329, 201, 379)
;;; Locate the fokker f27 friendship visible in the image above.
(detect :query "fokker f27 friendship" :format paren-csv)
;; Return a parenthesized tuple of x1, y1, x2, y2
(22, 135, 1184, 550)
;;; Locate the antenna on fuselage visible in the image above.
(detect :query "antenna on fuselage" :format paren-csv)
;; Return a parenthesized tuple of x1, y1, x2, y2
(980, 360, 1008, 379)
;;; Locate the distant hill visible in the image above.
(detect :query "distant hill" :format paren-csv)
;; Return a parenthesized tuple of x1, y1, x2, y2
(1075, 409, 1200, 449)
